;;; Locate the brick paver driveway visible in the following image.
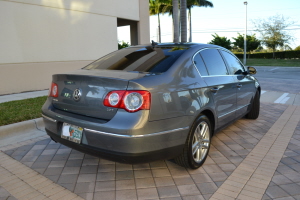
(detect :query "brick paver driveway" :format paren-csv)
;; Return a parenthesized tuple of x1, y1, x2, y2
(1, 102, 300, 200)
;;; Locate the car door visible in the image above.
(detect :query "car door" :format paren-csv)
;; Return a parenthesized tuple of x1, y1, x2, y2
(220, 50, 256, 118)
(194, 48, 237, 129)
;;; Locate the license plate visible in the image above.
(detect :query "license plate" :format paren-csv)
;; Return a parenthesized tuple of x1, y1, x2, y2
(61, 123, 83, 144)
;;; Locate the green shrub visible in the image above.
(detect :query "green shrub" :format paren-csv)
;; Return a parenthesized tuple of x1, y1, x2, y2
(118, 41, 130, 49)
(234, 50, 300, 59)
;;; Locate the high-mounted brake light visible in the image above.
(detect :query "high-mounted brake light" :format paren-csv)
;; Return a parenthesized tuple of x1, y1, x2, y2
(49, 82, 59, 98)
(104, 90, 151, 112)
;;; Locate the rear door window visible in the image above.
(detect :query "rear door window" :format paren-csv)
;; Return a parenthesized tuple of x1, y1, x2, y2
(193, 53, 208, 76)
(200, 49, 228, 76)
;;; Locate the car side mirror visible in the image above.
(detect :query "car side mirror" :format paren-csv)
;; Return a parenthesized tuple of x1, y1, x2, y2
(247, 66, 257, 75)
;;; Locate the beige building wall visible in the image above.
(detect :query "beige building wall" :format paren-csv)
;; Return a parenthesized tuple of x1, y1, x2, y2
(0, 0, 150, 95)
(138, 0, 151, 44)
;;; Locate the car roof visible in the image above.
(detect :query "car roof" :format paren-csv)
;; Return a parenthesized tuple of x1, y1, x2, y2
(131, 42, 224, 50)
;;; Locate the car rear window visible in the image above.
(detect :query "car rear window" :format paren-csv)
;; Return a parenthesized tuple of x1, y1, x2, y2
(83, 46, 188, 73)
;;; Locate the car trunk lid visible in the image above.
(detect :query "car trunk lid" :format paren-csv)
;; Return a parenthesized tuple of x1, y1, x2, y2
(51, 69, 145, 120)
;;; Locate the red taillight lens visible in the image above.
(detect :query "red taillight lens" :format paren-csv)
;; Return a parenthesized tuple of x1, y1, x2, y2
(104, 90, 151, 112)
(103, 91, 126, 108)
(121, 91, 151, 112)
(49, 82, 58, 97)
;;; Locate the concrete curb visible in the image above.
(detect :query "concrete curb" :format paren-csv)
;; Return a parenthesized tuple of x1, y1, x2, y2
(0, 118, 45, 139)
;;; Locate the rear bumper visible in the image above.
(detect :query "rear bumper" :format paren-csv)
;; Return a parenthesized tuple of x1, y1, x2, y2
(42, 100, 190, 163)
(46, 129, 184, 163)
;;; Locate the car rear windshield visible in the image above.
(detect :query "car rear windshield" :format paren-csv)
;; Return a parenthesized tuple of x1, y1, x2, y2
(83, 46, 188, 73)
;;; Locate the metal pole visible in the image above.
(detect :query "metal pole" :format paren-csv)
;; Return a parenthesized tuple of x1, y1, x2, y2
(243, 1, 248, 65)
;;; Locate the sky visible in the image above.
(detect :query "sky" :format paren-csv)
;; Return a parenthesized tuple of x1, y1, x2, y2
(118, 0, 300, 49)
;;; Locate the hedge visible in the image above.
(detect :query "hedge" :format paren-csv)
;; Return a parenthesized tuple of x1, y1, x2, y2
(234, 50, 300, 59)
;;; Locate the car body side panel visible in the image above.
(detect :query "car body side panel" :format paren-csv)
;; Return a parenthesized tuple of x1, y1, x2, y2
(235, 75, 257, 117)
(128, 58, 211, 122)
(201, 76, 237, 129)
(217, 49, 258, 118)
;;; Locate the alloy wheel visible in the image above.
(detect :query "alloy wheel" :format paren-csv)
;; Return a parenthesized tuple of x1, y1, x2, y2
(192, 121, 210, 163)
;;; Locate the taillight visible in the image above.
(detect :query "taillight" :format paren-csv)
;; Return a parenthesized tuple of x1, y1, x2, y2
(49, 82, 58, 97)
(103, 91, 126, 108)
(104, 90, 151, 112)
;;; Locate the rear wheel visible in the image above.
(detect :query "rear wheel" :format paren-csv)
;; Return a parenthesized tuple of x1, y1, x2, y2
(246, 90, 260, 119)
(175, 115, 211, 169)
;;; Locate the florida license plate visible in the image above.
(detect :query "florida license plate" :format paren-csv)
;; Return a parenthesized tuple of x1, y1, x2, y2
(61, 123, 83, 144)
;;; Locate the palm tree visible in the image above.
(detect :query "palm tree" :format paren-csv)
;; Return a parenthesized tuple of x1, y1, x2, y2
(173, 0, 179, 42)
(154, 0, 177, 42)
(149, 0, 212, 43)
(180, 0, 187, 42)
(188, 0, 213, 42)
(150, 0, 178, 42)
(149, 0, 164, 43)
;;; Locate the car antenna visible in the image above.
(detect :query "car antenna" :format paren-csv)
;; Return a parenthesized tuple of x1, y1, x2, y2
(151, 40, 158, 48)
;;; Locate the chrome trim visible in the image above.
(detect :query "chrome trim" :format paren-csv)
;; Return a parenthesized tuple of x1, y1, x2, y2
(192, 48, 209, 77)
(218, 104, 250, 119)
(192, 62, 203, 77)
(218, 109, 236, 119)
(84, 126, 189, 138)
(73, 88, 82, 102)
(42, 114, 57, 122)
(237, 103, 251, 111)
(201, 75, 236, 78)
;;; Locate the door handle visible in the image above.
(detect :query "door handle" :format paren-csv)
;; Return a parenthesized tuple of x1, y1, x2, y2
(210, 87, 220, 93)
(237, 84, 242, 88)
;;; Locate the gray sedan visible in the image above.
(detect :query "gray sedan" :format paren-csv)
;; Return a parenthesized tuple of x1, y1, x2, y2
(42, 43, 260, 169)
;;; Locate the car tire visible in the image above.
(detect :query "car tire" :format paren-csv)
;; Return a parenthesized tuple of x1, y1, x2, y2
(246, 90, 260, 119)
(174, 115, 211, 169)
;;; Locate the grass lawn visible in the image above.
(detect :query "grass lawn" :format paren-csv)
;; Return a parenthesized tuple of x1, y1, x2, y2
(0, 96, 47, 126)
(242, 58, 300, 67)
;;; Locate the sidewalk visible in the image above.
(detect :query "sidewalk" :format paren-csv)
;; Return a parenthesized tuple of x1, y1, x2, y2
(0, 90, 48, 103)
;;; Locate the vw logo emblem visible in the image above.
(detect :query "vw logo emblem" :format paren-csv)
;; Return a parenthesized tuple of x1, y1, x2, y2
(73, 88, 82, 101)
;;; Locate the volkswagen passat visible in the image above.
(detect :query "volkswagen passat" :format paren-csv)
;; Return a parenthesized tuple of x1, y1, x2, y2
(42, 43, 260, 169)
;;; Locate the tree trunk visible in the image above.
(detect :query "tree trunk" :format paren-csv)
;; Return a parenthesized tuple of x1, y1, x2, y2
(180, 0, 187, 43)
(173, 0, 179, 43)
(158, 13, 161, 43)
(188, 7, 192, 42)
(272, 48, 275, 59)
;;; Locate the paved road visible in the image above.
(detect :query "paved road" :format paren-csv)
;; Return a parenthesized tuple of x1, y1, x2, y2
(253, 66, 300, 94)
(254, 66, 300, 80)
(252, 66, 300, 105)
(260, 90, 300, 106)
